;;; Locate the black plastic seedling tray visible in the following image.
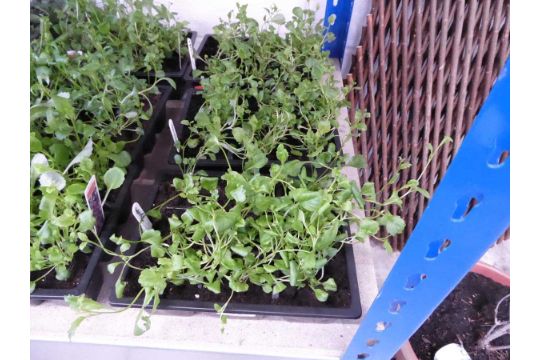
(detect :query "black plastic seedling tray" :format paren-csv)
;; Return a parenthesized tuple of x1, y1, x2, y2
(167, 89, 233, 168)
(30, 85, 173, 303)
(167, 90, 343, 170)
(108, 168, 362, 319)
(134, 31, 196, 97)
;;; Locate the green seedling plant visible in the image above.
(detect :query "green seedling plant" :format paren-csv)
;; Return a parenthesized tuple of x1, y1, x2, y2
(64, 3, 452, 337)
(174, 5, 346, 173)
(67, 136, 451, 336)
(30, 0, 187, 289)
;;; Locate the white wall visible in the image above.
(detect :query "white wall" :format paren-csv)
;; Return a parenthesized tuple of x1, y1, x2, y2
(155, 0, 370, 75)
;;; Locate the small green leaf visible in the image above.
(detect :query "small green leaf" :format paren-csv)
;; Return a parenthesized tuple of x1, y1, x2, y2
(271, 13, 286, 25)
(383, 240, 393, 253)
(379, 213, 406, 236)
(232, 127, 247, 143)
(316, 223, 339, 250)
(55, 266, 71, 281)
(78, 210, 95, 232)
(206, 280, 221, 294)
(52, 93, 75, 118)
(399, 161, 412, 170)
(108, 151, 131, 168)
(138, 268, 167, 294)
(107, 262, 121, 274)
(276, 144, 288, 164)
(289, 261, 298, 286)
(292, 6, 303, 18)
(104, 167, 125, 190)
(416, 187, 431, 199)
(147, 208, 162, 220)
(229, 279, 249, 292)
(328, 14, 336, 26)
(359, 218, 380, 236)
(314, 288, 329, 302)
(230, 186, 246, 203)
(68, 316, 87, 340)
(201, 177, 218, 192)
(65, 295, 104, 312)
(115, 280, 126, 298)
(323, 278, 337, 292)
(273, 281, 287, 295)
(231, 244, 250, 257)
(348, 154, 367, 169)
(361, 182, 376, 200)
(298, 252, 316, 270)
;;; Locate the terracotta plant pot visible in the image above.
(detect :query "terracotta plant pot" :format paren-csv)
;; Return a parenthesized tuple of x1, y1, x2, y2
(395, 262, 510, 360)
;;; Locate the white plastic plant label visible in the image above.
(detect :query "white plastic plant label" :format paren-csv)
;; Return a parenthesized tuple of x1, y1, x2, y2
(187, 37, 196, 71)
(84, 175, 105, 233)
(132, 202, 152, 231)
(168, 119, 179, 144)
(434, 343, 471, 360)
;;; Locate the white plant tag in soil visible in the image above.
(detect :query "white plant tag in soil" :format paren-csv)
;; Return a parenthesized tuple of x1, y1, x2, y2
(84, 175, 105, 233)
(132, 202, 152, 231)
(168, 119, 179, 149)
(187, 37, 196, 71)
(434, 343, 471, 360)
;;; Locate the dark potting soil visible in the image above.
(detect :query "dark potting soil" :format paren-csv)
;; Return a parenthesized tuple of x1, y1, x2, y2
(116, 90, 162, 153)
(409, 273, 509, 360)
(161, 52, 183, 73)
(31, 251, 90, 290)
(122, 176, 352, 309)
(194, 36, 220, 73)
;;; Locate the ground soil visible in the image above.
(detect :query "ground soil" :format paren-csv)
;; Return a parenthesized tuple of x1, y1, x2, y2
(121, 175, 352, 309)
(31, 251, 90, 290)
(118, 90, 162, 153)
(194, 36, 220, 72)
(410, 272, 510, 360)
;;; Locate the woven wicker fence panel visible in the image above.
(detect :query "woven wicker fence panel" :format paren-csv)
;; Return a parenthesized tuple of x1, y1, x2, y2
(347, 0, 510, 250)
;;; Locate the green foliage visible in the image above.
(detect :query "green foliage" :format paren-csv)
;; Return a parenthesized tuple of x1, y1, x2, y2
(61, 3, 440, 338)
(30, 0, 186, 285)
(174, 4, 346, 174)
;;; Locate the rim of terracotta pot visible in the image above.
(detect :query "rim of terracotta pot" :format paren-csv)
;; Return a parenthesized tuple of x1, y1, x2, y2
(395, 262, 510, 360)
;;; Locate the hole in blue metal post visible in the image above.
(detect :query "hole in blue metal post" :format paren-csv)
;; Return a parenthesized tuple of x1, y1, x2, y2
(366, 339, 379, 347)
(425, 239, 452, 259)
(333, 0, 340, 6)
(389, 300, 406, 314)
(404, 273, 427, 290)
(452, 195, 483, 221)
(375, 321, 391, 332)
(488, 148, 509, 168)
(357, 353, 369, 359)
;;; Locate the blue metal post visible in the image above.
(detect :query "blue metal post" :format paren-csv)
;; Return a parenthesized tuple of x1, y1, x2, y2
(323, 0, 355, 59)
(342, 60, 510, 360)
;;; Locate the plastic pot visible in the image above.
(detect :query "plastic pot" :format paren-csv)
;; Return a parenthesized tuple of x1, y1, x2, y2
(395, 262, 510, 360)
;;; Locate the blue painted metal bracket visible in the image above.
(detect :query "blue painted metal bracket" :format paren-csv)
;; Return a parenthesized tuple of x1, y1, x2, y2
(323, 0, 355, 59)
(342, 59, 510, 360)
